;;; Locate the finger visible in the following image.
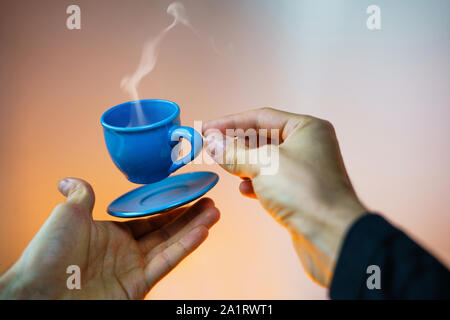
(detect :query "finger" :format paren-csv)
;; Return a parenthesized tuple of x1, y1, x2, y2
(145, 225, 208, 288)
(203, 107, 306, 142)
(239, 180, 257, 199)
(163, 198, 215, 236)
(204, 130, 260, 178)
(32, 178, 95, 250)
(144, 206, 219, 262)
(57, 177, 95, 216)
(138, 198, 215, 252)
(125, 206, 187, 239)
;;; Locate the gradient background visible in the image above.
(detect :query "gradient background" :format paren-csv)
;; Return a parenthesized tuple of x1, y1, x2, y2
(0, 0, 449, 299)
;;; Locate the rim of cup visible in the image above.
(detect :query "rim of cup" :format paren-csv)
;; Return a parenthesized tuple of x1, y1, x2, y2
(101, 99, 180, 132)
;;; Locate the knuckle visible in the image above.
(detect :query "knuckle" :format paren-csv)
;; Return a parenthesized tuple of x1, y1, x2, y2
(258, 107, 276, 118)
(60, 201, 85, 215)
(309, 117, 334, 131)
(320, 119, 334, 129)
(261, 106, 275, 112)
(160, 251, 175, 271)
(175, 240, 189, 255)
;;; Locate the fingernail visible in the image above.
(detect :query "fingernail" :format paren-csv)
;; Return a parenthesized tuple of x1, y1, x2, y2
(205, 134, 225, 157)
(58, 178, 74, 195)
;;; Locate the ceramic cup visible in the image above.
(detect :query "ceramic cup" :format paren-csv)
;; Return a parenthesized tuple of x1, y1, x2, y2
(101, 99, 202, 184)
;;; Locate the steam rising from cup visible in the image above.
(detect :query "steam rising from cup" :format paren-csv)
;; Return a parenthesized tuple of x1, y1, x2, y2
(121, 2, 196, 127)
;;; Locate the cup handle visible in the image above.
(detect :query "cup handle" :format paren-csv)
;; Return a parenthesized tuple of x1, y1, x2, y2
(168, 126, 203, 174)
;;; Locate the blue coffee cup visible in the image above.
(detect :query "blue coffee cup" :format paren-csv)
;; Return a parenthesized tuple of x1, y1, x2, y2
(101, 99, 202, 184)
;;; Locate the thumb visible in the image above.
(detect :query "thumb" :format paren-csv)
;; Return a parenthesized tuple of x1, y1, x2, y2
(57, 177, 95, 216)
(204, 130, 260, 179)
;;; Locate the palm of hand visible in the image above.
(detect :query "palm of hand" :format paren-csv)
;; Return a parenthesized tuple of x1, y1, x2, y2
(65, 219, 150, 299)
(4, 180, 218, 300)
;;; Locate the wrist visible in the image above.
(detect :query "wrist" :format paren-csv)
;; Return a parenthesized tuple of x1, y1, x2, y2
(287, 193, 367, 264)
(325, 194, 367, 260)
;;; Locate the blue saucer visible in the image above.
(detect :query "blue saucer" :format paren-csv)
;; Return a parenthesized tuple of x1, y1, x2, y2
(107, 171, 219, 218)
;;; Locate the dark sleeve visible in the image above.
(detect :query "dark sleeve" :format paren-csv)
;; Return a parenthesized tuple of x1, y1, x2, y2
(329, 213, 450, 300)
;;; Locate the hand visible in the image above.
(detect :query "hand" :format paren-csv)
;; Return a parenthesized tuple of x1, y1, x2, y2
(0, 178, 219, 299)
(203, 107, 366, 287)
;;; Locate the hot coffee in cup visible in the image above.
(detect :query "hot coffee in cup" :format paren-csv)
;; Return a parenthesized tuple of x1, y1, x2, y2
(101, 99, 202, 184)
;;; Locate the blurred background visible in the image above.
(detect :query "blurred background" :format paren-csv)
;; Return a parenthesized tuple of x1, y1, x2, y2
(0, 0, 449, 299)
